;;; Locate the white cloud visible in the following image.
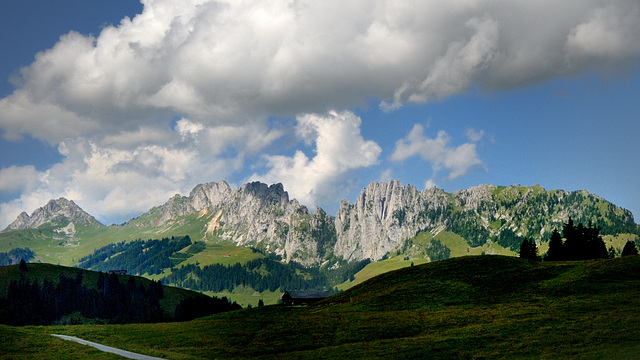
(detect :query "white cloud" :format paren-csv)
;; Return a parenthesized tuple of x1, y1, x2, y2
(424, 179, 438, 189)
(1, 0, 640, 225)
(566, 4, 640, 65)
(175, 118, 204, 141)
(0, 128, 243, 227)
(250, 111, 381, 208)
(466, 128, 485, 142)
(0, 165, 41, 193)
(378, 168, 394, 183)
(391, 124, 485, 180)
(2, 0, 639, 144)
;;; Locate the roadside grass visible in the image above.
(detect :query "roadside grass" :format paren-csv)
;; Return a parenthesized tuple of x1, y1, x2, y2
(0, 325, 121, 360)
(3, 255, 638, 359)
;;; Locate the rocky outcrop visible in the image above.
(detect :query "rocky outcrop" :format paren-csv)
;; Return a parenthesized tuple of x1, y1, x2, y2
(333, 180, 451, 261)
(334, 181, 639, 261)
(129, 181, 336, 266)
(2, 198, 101, 232)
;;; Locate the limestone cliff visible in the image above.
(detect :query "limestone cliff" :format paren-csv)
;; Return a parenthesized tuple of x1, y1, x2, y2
(128, 181, 336, 266)
(334, 180, 450, 261)
(333, 181, 638, 261)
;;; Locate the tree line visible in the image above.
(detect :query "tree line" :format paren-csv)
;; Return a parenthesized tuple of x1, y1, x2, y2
(0, 261, 239, 326)
(520, 218, 639, 261)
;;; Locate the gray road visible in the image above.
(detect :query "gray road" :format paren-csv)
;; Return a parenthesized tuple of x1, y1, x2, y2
(51, 334, 166, 360)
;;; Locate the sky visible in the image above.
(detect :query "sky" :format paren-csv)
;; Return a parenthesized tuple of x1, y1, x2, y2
(1, 0, 639, 228)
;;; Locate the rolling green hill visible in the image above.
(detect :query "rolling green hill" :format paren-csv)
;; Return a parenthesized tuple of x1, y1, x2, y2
(2, 255, 639, 359)
(0, 262, 239, 325)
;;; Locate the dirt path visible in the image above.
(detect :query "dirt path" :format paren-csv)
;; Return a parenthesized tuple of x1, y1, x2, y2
(51, 334, 165, 360)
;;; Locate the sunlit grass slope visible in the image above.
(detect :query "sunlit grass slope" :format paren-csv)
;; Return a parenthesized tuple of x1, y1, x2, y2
(3, 255, 639, 359)
(338, 229, 515, 290)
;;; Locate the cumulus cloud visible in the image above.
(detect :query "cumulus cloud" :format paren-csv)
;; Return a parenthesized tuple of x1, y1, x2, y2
(250, 111, 381, 208)
(1, 0, 640, 225)
(2, 0, 640, 143)
(391, 124, 485, 180)
(566, 4, 640, 62)
(0, 165, 40, 193)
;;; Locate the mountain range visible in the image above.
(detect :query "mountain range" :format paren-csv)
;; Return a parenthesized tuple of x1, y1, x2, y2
(2, 180, 638, 268)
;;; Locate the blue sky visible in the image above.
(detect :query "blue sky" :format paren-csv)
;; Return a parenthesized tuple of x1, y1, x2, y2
(0, 0, 639, 227)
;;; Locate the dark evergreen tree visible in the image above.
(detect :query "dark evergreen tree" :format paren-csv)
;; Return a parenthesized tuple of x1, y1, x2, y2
(19, 259, 28, 272)
(608, 246, 617, 259)
(584, 222, 608, 260)
(545, 229, 564, 261)
(519, 237, 538, 260)
(621, 241, 639, 256)
(546, 220, 608, 261)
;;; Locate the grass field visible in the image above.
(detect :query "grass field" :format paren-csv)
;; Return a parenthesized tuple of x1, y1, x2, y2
(2, 255, 639, 359)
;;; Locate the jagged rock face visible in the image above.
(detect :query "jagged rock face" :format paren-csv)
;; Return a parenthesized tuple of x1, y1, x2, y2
(3, 198, 101, 232)
(132, 181, 336, 266)
(333, 180, 451, 261)
(335, 181, 639, 261)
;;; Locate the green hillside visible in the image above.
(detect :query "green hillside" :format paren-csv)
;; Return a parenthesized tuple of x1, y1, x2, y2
(0, 262, 239, 325)
(0, 210, 218, 265)
(2, 255, 639, 359)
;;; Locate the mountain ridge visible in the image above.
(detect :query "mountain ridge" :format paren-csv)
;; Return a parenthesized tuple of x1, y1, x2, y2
(1, 180, 638, 266)
(2, 198, 101, 233)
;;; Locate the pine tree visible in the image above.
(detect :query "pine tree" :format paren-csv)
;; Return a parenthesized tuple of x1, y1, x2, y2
(621, 241, 639, 256)
(545, 229, 564, 261)
(19, 259, 28, 272)
(519, 237, 538, 260)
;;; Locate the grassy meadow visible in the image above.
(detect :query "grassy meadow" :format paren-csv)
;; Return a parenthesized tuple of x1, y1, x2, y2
(2, 255, 639, 359)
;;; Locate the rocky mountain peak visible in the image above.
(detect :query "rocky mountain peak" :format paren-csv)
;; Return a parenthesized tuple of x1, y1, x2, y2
(2, 198, 101, 232)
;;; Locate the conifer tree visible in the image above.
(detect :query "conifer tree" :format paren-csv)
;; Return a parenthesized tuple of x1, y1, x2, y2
(621, 241, 639, 256)
(545, 229, 564, 261)
(519, 237, 538, 260)
(19, 259, 28, 272)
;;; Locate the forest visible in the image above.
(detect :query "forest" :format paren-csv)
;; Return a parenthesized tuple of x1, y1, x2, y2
(160, 256, 369, 293)
(0, 261, 240, 326)
(78, 236, 193, 275)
